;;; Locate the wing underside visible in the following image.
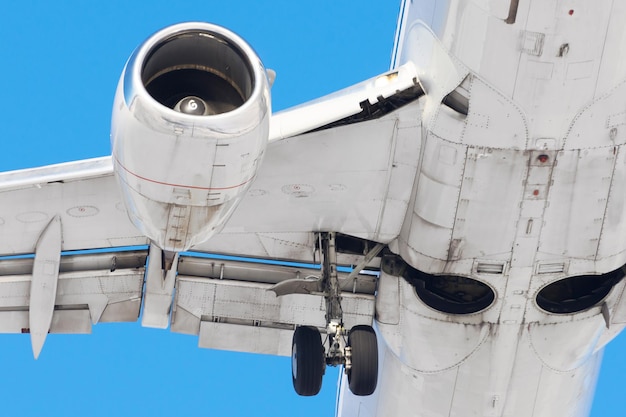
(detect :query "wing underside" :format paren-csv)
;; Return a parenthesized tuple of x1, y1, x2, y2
(0, 64, 423, 356)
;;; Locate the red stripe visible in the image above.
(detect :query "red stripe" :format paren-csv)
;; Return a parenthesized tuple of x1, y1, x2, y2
(113, 155, 253, 191)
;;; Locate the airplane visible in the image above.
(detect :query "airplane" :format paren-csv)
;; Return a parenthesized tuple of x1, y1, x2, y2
(1, 0, 624, 416)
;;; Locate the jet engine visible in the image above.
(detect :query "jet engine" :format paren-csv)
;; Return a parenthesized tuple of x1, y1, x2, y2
(111, 22, 270, 252)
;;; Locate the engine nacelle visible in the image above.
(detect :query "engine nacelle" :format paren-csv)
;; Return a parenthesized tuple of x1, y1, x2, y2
(111, 22, 270, 252)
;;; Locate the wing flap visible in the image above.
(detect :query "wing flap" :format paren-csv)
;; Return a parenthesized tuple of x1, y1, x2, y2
(0, 270, 143, 335)
(0, 309, 93, 334)
(0, 250, 146, 336)
(173, 278, 375, 357)
(172, 255, 377, 356)
(199, 322, 292, 356)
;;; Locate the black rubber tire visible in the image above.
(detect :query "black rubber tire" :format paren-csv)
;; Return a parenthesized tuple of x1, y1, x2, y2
(347, 325, 378, 396)
(292, 326, 325, 396)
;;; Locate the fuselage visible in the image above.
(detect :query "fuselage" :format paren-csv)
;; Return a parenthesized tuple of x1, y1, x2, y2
(339, 1, 626, 416)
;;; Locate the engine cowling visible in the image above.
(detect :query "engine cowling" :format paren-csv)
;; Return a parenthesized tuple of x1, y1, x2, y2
(111, 22, 270, 252)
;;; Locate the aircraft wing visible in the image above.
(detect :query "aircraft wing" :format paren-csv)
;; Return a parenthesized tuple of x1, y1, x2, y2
(0, 62, 423, 358)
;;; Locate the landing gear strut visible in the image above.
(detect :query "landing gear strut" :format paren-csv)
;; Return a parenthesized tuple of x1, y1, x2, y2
(291, 232, 379, 397)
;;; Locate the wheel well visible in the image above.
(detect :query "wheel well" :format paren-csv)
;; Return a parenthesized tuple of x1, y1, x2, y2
(535, 266, 624, 314)
(403, 265, 495, 315)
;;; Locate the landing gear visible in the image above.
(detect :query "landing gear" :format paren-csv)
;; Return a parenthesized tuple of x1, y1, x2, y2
(347, 325, 378, 396)
(290, 232, 379, 397)
(292, 326, 325, 396)
(291, 323, 378, 397)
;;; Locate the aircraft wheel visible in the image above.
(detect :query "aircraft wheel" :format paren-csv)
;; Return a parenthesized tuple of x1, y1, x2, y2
(347, 325, 378, 396)
(292, 326, 325, 396)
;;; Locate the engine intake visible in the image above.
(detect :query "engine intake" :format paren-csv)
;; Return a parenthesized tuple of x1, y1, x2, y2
(141, 30, 254, 115)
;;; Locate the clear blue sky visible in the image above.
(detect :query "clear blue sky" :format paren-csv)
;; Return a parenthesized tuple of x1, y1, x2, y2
(0, 1, 624, 416)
